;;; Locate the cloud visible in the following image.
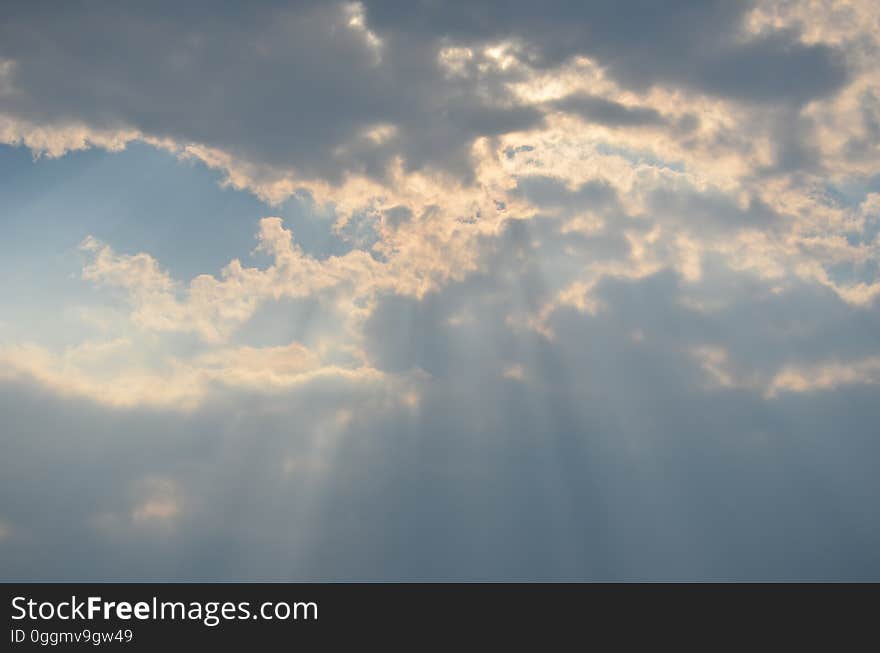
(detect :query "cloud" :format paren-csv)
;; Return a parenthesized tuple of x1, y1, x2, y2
(3, 250, 880, 579)
(0, 1, 542, 183)
(551, 93, 667, 127)
(130, 477, 183, 527)
(0, 338, 389, 409)
(78, 218, 385, 343)
(364, 1, 848, 102)
(1, 0, 879, 580)
(768, 356, 880, 396)
(0, 0, 858, 196)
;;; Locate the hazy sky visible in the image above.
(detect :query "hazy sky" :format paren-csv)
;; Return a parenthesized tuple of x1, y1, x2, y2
(1, 0, 879, 580)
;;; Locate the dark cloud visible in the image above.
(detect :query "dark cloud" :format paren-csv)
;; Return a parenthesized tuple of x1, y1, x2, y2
(694, 29, 848, 105)
(514, 176, 621, 212)
(844, 90, 880, 160)
(364, 0, 848, 104)
(551, 93, 667, 127)
(0, 1, 539, 181)
(0, 0, 848, 183)
(647, 186, 783, 233)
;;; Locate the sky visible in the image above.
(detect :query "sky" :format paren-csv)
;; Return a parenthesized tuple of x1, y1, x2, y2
(0, 0, 879, 580)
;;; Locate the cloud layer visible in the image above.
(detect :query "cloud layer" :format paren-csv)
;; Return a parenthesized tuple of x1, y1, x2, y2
(0, 0, 879, 579)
